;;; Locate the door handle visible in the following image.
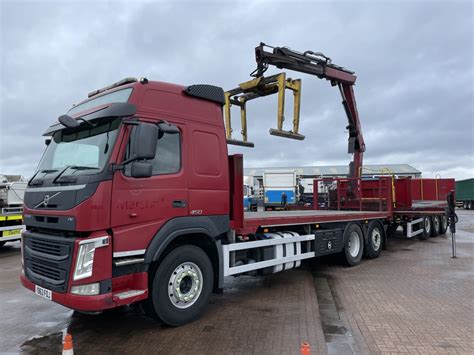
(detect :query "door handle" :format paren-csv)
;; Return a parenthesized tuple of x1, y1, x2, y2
(172, 200, 186, 208)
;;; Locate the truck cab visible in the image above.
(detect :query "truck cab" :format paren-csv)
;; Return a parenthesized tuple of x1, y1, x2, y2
(21, 78, 231, 325)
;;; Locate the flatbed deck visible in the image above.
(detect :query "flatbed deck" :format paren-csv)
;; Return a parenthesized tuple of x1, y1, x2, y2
(241, 209, 390, 233)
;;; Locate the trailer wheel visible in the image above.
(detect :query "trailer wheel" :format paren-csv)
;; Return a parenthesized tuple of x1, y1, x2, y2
(364, 221, 384, 259)
(418, 216, 431, 240)
(439, 215, 448, 235)
(145, 245, 213, 326)
(431, 216, 441, 237)
(342, 224, 364, 266)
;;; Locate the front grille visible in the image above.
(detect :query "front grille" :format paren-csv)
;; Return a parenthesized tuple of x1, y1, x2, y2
(31, 239, 62, 256)
(23, 230, 75, 293)
(31, 261, 62, 281)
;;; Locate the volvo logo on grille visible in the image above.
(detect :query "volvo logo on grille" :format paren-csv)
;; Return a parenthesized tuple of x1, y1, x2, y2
(34, 191, 61, 209)
(327, 241, 332, 250)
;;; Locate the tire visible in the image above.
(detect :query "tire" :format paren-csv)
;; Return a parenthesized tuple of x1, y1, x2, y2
(463, 202, 468, 209)
(0, 241, 5, 248)
(342, 224, 364, 266)
(418, 216, 431, 240)
(431, 216, 441, 237)
(145, 245, 213, 326)
(469, 201, 473, 210)
(439, 215, 448, 235)
(364, 221, 384, 259)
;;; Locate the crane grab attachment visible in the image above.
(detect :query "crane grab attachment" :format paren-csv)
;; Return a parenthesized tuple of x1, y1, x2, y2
(224, 72, 302, 147)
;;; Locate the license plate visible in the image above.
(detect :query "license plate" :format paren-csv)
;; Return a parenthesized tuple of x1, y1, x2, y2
(35, 285, 52, 301)
(2, 229, 21, 237)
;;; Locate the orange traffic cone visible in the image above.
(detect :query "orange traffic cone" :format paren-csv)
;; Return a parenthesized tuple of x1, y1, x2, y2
(300, 342, 311, 355)
(63, 333, 74, 355)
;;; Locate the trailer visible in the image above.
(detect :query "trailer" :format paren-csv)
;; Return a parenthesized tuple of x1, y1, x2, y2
(0, 175, 25, 248)
(20, 43, 455, 326)
(455, 178, 474, 209)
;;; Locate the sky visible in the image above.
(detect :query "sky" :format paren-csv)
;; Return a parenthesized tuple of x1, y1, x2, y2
(1, 0, 473, 180)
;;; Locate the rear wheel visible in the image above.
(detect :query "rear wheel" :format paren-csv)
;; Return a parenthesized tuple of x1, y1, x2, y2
(364, 221, 384, 259)
(418, 216, 431, 240)
(439, 215, 448, 235)
(342, 224, 364, 266)
(469, 201, 473, 210)
(145, 245, 213, 326)
(431, 216, 441, 237)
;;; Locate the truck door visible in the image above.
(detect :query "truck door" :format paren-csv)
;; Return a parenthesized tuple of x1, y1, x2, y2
(110, 122, 188, 252)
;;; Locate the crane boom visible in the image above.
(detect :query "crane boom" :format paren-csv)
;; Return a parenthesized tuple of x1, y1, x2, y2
(253, 43, 365, 179)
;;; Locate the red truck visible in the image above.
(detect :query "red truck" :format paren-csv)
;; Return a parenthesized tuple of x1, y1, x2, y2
(20, 44, 454, 326)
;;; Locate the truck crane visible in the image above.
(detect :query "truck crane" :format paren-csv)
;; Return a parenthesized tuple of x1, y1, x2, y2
(225, 43, 365, 181)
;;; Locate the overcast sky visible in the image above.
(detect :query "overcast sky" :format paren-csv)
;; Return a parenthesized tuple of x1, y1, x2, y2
(1, 0, 473, 179)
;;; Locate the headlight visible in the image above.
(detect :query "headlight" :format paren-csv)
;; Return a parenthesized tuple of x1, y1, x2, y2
(73, 236, 109, 281)
(71, 282, 100, 295)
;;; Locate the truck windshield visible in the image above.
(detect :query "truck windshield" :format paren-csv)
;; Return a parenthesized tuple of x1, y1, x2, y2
(34, 118, 121, 181)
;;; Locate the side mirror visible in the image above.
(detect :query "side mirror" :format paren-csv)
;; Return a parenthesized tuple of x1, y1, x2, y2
(45, 138, 51, 146)
(124, 122, 158, 164)
(130, 161, 152, 178)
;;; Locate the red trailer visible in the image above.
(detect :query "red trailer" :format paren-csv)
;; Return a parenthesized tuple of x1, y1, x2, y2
(20, 44, 454, 326)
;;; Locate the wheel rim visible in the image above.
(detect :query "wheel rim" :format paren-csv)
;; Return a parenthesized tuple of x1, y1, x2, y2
(168, 262, 203, 309)
(433, 217, 440, 232)
(348, 231, 361, 257)
(424, 218, 431, 234)
(371, 228, 382, 250)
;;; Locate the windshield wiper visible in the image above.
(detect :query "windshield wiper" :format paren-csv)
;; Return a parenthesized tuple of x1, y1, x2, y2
(28, 169, 59, 186)
(52, 165, 99, 184)
(69, 166, 100, 170)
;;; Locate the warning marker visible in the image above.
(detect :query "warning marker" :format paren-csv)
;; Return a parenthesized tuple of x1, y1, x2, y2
(62, 333, 74, 355)
(300, 342, 311, 355)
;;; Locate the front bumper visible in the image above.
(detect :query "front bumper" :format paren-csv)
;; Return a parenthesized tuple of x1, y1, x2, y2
(21, 273, 149, 311)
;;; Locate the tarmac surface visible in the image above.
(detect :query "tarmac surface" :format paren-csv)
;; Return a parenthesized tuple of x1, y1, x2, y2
(0, 209, 472, 354)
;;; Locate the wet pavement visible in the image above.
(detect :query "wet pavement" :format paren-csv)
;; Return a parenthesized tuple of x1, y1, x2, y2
(0, 210, 472, 354)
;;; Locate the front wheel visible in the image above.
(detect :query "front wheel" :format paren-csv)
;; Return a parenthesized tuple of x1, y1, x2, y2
(342, 224, 364, 266)
(145, 245, 213, 326)
(364, 221, 384, 259)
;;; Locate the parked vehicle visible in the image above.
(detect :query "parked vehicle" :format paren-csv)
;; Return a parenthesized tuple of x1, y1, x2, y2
(263, 170, 296, 210)
(20, 44, 454, 326)
(0, 174, 25, 248)
(243, 184, 257, 211)
(455, 178, 474, 209)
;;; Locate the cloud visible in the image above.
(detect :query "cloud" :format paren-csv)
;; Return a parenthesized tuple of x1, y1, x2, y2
(1, 0, 472, 179)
